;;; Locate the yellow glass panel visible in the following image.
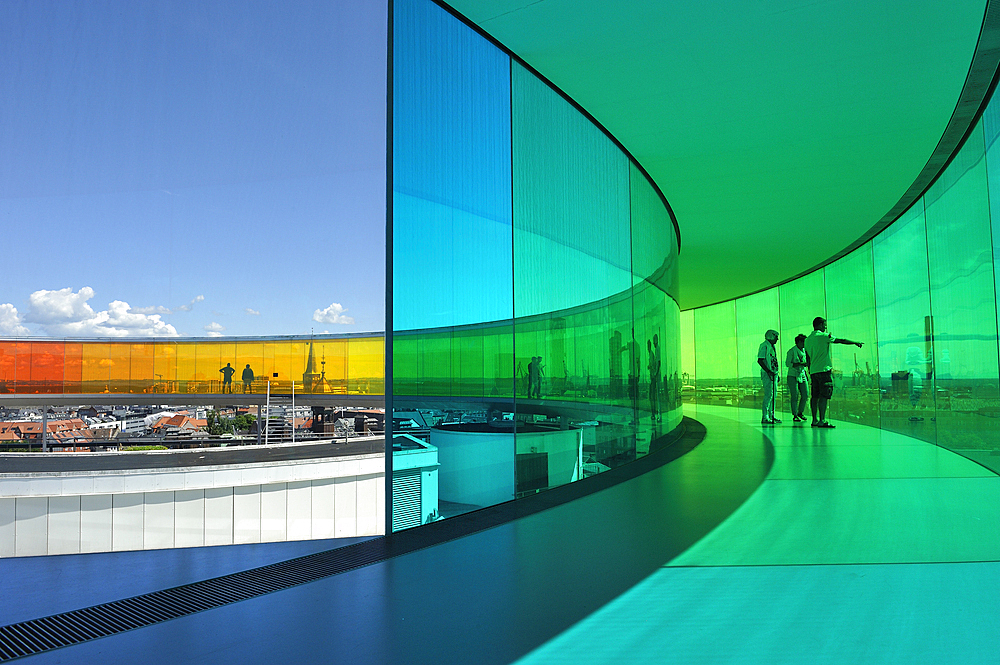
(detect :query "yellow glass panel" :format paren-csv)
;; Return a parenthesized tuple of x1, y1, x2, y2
(311, 338, 347, 394)
(175, 342, 198, 393)
(348, 336, 384, 395)
(193, 342, 221, 394)
(107, 343, 131, 393)
(235, 341, 265, 395)
(81, 342, 111, 394)
(215, 342, 238, 395)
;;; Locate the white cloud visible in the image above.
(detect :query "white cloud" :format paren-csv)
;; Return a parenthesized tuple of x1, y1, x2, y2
(313, 302, 354, 325)
(204, 322, 225, 336)
(131, 305, 172, 315)
(21, 287, 178, 337)
(245, 308, 260, 316)
(0, 304, 30, 336)
(175, 295, 205, 312)
(24, 287, 97, 324)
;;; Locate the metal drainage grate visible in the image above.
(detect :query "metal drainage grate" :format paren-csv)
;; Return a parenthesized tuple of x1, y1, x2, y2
(0, 538, 390, 662)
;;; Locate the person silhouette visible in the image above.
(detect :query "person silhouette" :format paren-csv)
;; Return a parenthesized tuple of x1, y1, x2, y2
(219, 363, 236, 393)
(242, 364, 255, 394)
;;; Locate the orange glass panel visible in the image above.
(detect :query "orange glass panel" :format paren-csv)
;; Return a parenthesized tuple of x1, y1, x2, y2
(14, 342, 31, 393)
(192, 342, 221, 394)
(153, 342, 177, 394)
(106, 343, 131, 393)
(64, 342, 83, 394)
(0, 342, 14, 394)
(29, 341, 64, 394)
(130, 342, 155, 393)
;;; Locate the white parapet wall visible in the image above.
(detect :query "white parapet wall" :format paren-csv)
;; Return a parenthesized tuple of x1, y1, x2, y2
(0, 446, 404, 558)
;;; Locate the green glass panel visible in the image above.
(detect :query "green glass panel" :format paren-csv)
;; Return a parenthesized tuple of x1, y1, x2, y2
(735, 289, 779, 415)
(873, 200, 935, 442)
(693, 301, 737, 405)
(778, 270, 825, 349)
(923, 120, 999, 460)
(680, 309, 695, 401)
(824, 243, 879, 426)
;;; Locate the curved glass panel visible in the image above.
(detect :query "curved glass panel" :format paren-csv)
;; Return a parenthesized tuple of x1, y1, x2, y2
(685, 92, 1000, 474)
(391, 0, 681, 529)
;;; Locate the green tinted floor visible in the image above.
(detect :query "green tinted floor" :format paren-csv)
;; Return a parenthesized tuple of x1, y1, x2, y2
(516, 404, 1000, 664)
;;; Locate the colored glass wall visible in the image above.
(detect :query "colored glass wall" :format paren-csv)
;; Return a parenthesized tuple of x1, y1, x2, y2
(0, 336, 383, 396)
(684, 112, 1000, 473)
(391, 0, 681, 530)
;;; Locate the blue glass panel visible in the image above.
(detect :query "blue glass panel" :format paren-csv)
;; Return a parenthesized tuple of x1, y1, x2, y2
(392, 0, 512, 331)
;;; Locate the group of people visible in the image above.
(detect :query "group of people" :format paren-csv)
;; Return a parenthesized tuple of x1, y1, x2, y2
(219, 363, 256, 394)
(757, 317, 863, 427)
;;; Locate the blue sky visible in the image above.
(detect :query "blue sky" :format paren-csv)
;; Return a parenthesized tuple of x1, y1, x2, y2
(0, 0, 387, 338)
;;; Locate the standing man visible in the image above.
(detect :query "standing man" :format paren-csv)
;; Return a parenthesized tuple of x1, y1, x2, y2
(804, 317, 863, 428)
(242, 364, 255, 394)
(786, 334, 809, 422)
(757, 330, 781, 425)
(219, 363, 236, 394)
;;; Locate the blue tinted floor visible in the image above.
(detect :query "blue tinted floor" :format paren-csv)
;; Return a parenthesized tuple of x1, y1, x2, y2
(12, 405, 1000, 664)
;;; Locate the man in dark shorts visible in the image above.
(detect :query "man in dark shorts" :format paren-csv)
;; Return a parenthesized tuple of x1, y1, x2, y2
(804, 317, 863, 428)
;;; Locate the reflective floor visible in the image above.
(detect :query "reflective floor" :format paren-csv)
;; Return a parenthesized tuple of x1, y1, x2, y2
(517, 404, 1000, 664)
(10, 405, 999, 664)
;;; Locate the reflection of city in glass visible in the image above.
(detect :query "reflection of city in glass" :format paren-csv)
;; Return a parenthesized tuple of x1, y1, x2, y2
(682, 112, 1000, 474)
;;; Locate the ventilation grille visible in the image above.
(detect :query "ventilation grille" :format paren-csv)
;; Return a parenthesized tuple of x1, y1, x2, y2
(392, 468, 422, 530)
(0, 539, 388, 662)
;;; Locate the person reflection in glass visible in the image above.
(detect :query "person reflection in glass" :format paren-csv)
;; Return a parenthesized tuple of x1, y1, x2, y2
(905, 333, 931, 420)
(242, 363, 255, 394)
(219, 363, 236, 393)
(647, 338, 661, 422)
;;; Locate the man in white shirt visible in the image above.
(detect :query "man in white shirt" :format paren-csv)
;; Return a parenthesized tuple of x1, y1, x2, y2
(804, 317, 863, 428)
(757, 329, 780, 424)
(785, 334, 808, 422)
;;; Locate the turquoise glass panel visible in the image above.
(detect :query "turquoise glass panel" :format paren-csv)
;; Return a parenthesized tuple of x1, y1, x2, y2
(512, 63, 632, 318)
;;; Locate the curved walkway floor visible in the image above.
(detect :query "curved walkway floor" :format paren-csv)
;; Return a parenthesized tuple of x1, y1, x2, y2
(5, 415, 769, 664)
(516, 404, 1000, 664)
